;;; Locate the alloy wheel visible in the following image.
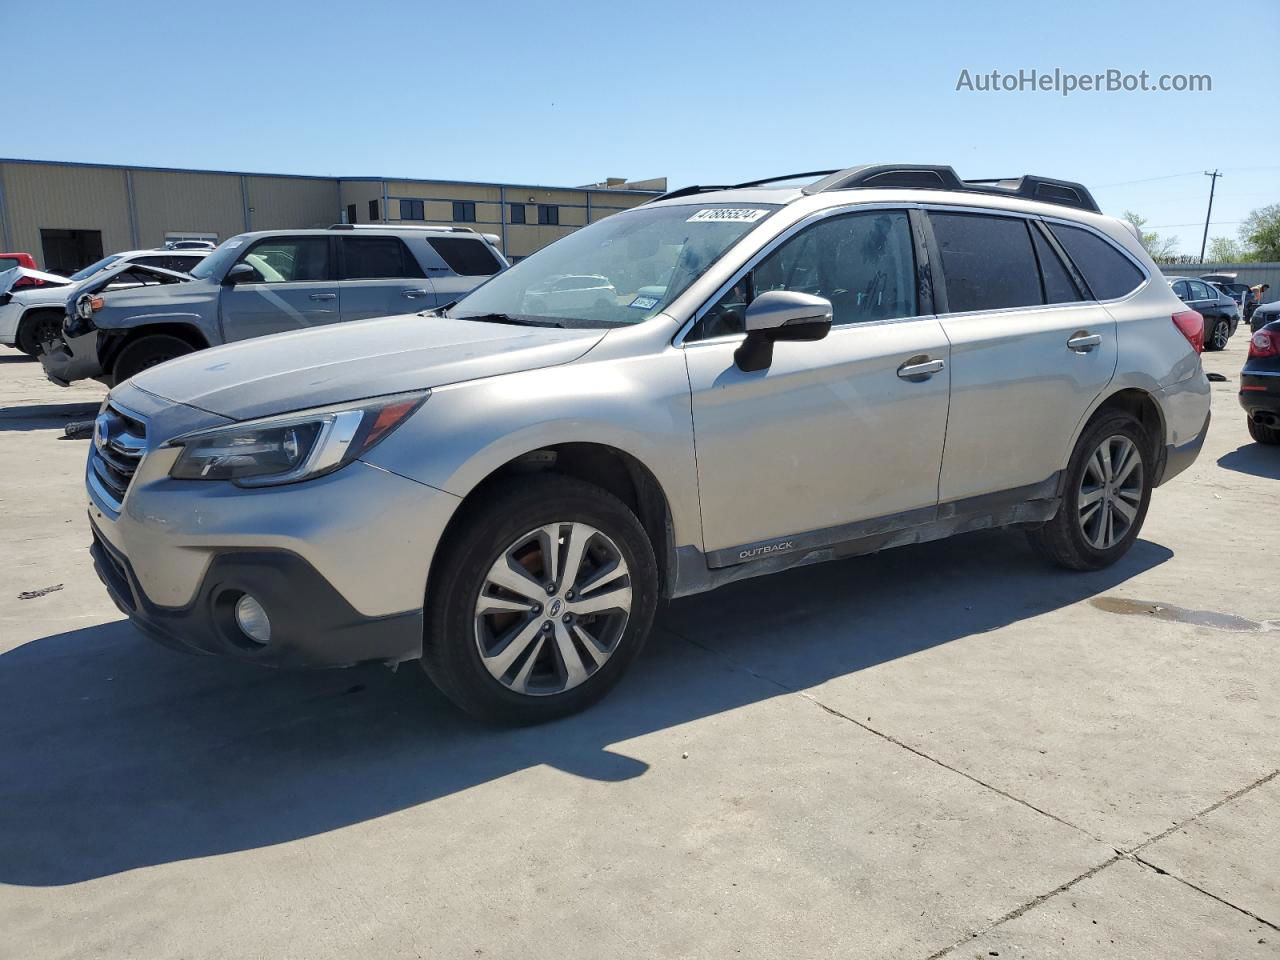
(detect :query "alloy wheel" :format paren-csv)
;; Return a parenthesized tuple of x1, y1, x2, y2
(1213, 321, 1230, 350)
(473, 522, 632, 696)
(1077, 435, 1144, 550)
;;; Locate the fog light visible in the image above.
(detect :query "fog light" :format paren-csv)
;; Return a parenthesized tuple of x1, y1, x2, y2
(234, 594, 271, 645)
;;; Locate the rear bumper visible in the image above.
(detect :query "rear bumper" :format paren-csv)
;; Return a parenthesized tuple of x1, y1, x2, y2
(1158, 410, 1210, 486)
(91, 520, 424, 667)
(1240, 369, 1280, 424)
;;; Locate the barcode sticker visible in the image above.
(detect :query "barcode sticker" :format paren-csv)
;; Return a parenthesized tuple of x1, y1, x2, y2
(686, 208, 769, 223)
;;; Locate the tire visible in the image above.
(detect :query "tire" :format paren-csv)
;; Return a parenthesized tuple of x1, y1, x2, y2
(1206, 319, 1229, 351)
(1248, 417, 1280, 445)
(1027, 412, 1154, 571)
(421, 474, 658, 723)
(112, 334, 195, 383)
(15, 310, 64, 356)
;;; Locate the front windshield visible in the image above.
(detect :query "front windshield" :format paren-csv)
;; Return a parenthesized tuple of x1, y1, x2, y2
(68, 254, 123, 282)
(450, 203, 780, 327)
(189, 235, 250, 281)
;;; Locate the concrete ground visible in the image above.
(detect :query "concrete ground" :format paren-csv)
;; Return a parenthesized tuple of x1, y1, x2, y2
(0, 337, 1276, 960)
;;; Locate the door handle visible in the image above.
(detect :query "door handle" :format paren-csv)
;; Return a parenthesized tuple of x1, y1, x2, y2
(402, 289, 431, 299)
(897, 356, 945, 381)
(309, 293, 337, 301)
(1067, 332, 1102, 353)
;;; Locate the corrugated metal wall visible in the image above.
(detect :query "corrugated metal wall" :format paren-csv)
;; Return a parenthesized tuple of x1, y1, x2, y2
(244, 175, 340, 231)
(0, 162, 133, 262)
(1158, 262, 1280, 293)
(131, 169, 244, 247)
(0, 160, 662, 271)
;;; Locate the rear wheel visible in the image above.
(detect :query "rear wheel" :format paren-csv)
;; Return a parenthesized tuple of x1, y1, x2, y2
(15, 310, 64, 356)
(112, 334, 195, 383)
(1248, 417, 1280, 445)
(1027, 413, 1153, 571)
(1206, 319, 1229, 351)
(421, 474, 658, 723)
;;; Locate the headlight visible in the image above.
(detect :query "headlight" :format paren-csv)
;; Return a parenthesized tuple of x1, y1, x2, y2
(167, 391, 428, 486)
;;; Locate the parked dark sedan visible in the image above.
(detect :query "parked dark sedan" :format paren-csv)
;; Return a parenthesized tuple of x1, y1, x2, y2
(1250, 298, 1279, 333)
(1240, 318, 1280, 445)
(1169, 277, 1240, 351)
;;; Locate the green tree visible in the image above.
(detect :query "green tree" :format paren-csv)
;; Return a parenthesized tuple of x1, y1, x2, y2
(1122, 211, 1179, 261)
(1206, 236, 1243, 262)
(1239, 203, 1280, 261)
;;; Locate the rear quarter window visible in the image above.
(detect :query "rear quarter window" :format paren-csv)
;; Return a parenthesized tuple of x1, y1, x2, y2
(1048, 223, 1146, 301)
(426, 237, 501, 276)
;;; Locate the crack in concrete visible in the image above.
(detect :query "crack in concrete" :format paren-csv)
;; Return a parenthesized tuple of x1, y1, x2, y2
(925, 768, 1280, 957)
(662, 625, 1097, 840)
(660, 626, 1280, 957)
(1129, 852, 1279, 933)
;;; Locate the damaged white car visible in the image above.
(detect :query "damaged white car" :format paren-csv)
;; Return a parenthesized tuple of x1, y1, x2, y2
(0, 248, 207, 356)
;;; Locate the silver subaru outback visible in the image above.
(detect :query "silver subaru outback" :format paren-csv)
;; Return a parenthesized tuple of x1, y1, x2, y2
(86, 164, 1211, 722)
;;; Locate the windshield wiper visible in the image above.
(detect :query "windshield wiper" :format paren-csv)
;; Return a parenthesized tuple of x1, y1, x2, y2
(453, 312, 565, 328)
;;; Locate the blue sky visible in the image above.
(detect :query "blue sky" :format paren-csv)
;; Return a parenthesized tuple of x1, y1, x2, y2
(10, 0, 1278, 254)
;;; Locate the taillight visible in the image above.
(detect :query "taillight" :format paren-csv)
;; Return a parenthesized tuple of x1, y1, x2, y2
(1250, 329, 1280, 359)
(1172, 310, 1204, 353)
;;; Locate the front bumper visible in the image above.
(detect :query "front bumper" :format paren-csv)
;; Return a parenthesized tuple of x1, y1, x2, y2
(0, 299, 21, 345)
(87, 383, 462, 667)
(91, 522, 423, 667)
(41, 328, 105, 386)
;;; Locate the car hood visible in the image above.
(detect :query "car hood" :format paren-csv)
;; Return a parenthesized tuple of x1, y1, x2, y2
(0, 265, 71, 299)
(93, 276, 217, 325)
(131, 312, 608, 421)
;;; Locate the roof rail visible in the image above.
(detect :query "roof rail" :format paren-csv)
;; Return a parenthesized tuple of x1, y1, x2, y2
(328, 223, 481, 234)
(802, 164, 1100, 213)
(648, 170, 839, 204)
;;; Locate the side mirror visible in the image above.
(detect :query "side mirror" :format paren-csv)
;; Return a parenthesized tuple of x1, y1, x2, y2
(224, 262, 257, 285)
(734, 290, 833, 372)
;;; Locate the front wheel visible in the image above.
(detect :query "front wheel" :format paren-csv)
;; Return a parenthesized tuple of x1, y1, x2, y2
(421, 475, 658, 723)
(1027, 413, 1154, 571)
(112, 334, 195, 383)
(15, 310, 64, 356)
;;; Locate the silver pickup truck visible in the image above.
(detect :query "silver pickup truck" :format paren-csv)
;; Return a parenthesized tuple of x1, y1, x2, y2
(42, 224, 507, 386)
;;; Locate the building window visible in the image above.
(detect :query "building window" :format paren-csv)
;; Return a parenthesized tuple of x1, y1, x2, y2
(368, 199, 380, 221)
(400, 198, 424, 221)
(346, 204, 358, 225)
(509, 203, 526, 224)
(537, 204, 559, 226)
(453, 201, 477, 223)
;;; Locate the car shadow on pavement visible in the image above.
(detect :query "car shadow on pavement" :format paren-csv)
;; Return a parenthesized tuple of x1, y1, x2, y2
(0, 530, 1170, 887)
(0, 401, 100, 432)
(1217, 444, 1280, 480)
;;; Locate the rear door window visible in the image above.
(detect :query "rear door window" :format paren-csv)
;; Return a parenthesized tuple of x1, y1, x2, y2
(1047, 223, 1146, 300)
(1189, 280, 1214, 302)
(929, 212, 1042, 312)
(341, 236, 424, 280)
(426, 237, 502, 276)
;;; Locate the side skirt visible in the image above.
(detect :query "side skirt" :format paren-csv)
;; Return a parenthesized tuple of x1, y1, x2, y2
(670, 475, 1062, 598)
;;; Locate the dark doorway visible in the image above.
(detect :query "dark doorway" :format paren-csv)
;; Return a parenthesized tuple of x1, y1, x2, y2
(40, 229, 104, 275)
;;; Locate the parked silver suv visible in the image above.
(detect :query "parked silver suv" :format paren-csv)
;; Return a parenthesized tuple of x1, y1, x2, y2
(42, 224, 507, 386)
(85, 164, 1211, 722)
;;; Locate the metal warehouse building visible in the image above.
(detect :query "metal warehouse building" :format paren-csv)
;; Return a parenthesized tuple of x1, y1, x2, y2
(0, 158, 665, 275)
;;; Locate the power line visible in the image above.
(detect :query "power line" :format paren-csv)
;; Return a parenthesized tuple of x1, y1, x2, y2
(1092, 164, 1280, 190)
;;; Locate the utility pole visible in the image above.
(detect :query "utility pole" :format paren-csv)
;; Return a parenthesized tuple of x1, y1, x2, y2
(1200, 169, 1222, 263)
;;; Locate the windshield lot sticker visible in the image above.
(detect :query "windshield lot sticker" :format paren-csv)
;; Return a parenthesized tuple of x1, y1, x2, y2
(629, 295, 660, 310)
(687, 208, 769, 223)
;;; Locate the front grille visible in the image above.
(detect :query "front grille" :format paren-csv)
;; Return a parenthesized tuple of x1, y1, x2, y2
(88, 403, 147, 513)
